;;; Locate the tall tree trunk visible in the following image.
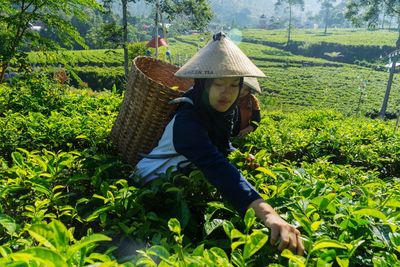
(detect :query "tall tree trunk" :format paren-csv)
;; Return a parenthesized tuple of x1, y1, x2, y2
(287, 4, 292, 45)
(0, 63, 7, 83)
(154, 0, 159, 58)
(379, 59, 396, 119)
(324, 7, 329, 35)
(122, 0, 129, 79)
(396, 17, 400, 49)
(380, 31, 400, 119)
(160, 12, 167, 41)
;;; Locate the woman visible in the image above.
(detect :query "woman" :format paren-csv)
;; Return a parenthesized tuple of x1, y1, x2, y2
(134, 32, 304, 255)
(235, 77, 262, 137)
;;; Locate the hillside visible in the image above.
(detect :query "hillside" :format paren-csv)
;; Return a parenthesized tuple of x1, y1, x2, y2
(27, 29, 398, 115)
(2, 28, 399, 266)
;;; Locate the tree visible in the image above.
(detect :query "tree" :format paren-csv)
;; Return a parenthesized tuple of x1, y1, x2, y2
(345, 1, 400, 119)
(0, 0, 101, 82)
(329, 1, 351, 28)
(235, 8, 252, 28)
(345, 0, 399, 30)
(102, 0, 212, 79)
(318, 0, 335, 35)
(275, 0, 304, 45)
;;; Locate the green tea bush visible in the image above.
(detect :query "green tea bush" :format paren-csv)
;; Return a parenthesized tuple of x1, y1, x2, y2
(128, 42, 147, 61)
(238, 110, 400, 177)
(0, 75, 122, 160)
(2, 33, 400, 265)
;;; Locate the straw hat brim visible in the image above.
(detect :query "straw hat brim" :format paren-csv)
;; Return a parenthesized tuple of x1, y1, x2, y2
(243, 77, 262, 93)
(175, 35, 265, 78)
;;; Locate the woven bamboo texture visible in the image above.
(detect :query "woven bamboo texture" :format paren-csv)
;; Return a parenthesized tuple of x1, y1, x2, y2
(110, 56, 193, 165)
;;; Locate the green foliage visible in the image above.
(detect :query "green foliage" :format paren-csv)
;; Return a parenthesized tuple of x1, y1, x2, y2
(237, 110, 400, 175)
(28, 49, 124, 67)
(275, 0, 304, 9)
(243, 28, 398, 47)
(71, 66, 125, 90)
(345, 0, 400, 30)
(0, 0, 102, 81)
(0, 220, 115, 266)
(134, 211, 268, 266)
(2, 77, 399, 265)
(0, 74, 122, 158)
(256, 65, 400, 114)
(91, 21, 124, 49)
(127, 42, 147, 61)
(275, 0, 305, 44)
(172, 32, 400, 115)
(242, 28, 396, 63)
(25, 28, 398, 93)
(144, 0, 213, 30)
(1, 29, 400, 266)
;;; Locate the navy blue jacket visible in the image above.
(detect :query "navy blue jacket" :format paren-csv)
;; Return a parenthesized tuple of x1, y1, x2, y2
(135, 97, 261, 215)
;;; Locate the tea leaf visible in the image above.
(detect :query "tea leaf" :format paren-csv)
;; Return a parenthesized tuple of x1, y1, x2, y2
(147, 245, 170, 260)
(243, 230, 268, 259)
(168, 218, 181, 235)
(51, 220, 69, 250)
(204, 218, 224, 236)
(281, 249, 306, 267)
(256, 167, 277, 180)
(231, 229, 245, 251)
(207, 201, 234, 213)
(28, 224, 57, 250)
(244, 208, 256, 233)
(311, 220, 323, 232)
(11, 152, 24, 167)
(193, 244, 204, 256)
(0, 214, 17, 236)
(10, 248, 67, 267)
(336, 257, 349, 267)
(384, 199, 400, 208)
(291, 212, 312, 237)
(209, 247, 229, 259)
(67, 234, 111, 258)
(222, 220, 234, 238)
(311, 239, 352, 253)
(353, 208, 387, 221)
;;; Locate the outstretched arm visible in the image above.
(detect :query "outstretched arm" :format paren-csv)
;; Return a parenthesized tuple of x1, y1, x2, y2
(249, 198, 305, 256)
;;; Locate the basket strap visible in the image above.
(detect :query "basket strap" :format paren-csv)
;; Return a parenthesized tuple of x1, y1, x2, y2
(168, 97, 194, 105)
(139, 152, 180, 159)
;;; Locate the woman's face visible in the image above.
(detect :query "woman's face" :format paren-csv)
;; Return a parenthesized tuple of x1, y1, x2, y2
(208, 77, 240, 112)
(240, 86, 251, 97)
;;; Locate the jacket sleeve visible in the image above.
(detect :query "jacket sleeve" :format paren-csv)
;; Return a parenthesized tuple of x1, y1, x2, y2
(250, 110, 261, 129)
(173, 108, 261, 216)
(250, 95, 261, 129)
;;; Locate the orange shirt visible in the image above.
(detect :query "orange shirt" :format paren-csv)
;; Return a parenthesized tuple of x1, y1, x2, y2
(238, 93, 260, 130)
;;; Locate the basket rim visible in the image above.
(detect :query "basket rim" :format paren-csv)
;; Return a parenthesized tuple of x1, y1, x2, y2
(133, 56, 192, 93)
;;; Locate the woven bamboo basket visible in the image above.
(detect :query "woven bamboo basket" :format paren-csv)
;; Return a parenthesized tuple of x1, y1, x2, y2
(110, 56, 193, 165)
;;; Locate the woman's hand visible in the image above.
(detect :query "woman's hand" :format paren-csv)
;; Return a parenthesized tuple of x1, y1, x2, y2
(264, 212, 304, 255)
(237, 125, 254, 137)
(249, 198, 305, 256)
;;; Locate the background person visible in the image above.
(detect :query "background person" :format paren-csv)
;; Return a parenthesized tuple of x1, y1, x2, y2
(235, 77, 262, 137)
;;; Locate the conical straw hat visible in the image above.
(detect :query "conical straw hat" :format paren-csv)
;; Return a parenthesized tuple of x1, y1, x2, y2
(243, 77, 261, 93)
(175, 32, 265, 78)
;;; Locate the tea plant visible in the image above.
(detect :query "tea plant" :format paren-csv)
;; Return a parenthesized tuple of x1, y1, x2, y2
(2, 35, 400, 265)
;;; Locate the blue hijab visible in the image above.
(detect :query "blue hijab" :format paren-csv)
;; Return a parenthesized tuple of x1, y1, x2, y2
(180, 78, 242, 156)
